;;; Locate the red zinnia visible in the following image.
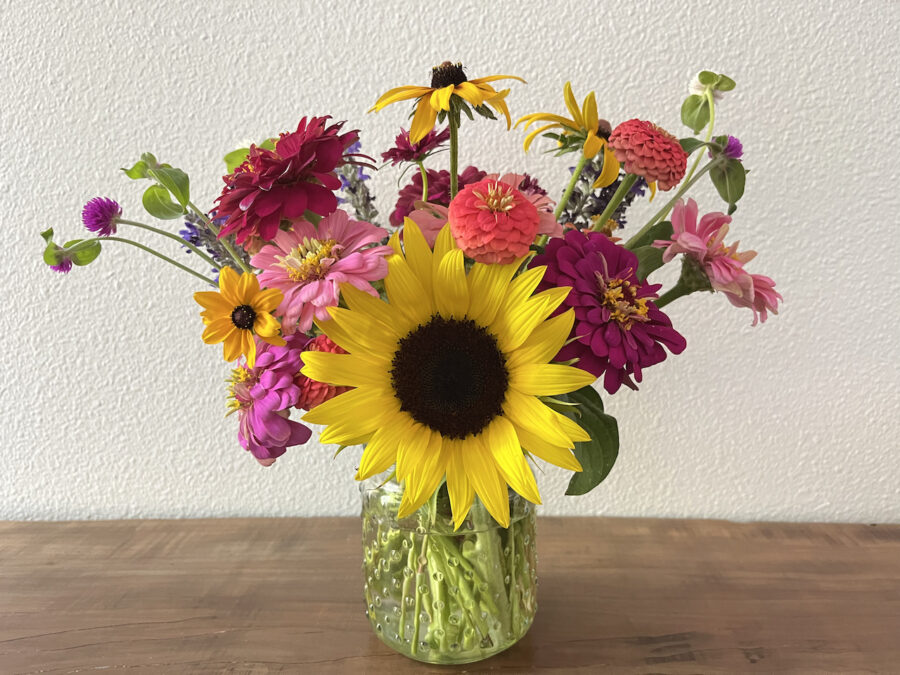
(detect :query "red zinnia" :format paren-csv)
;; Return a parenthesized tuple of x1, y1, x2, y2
(607, 119, 687, 191)
(215, 117, 360, 247)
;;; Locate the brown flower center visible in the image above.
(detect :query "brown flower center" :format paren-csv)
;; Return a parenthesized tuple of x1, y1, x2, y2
(231, 304, 257, 330)
(431, 61, 467, 89)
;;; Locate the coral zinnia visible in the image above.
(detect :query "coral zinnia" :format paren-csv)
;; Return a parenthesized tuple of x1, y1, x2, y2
(295, 335, 350, 410)
(390, 165, 486, 227)
(381, 126, 450, 166)
(448, 177, 540, 264)
(227, 334, 312, 466)
(372, 62, 524, 142)
(607, 119, 688, 191)
(533, 229, 686, 394)
(301, 221, 593, 529)
(215, 117, 359, 247)
(194, 266, 285, 368)
(250, 209, 392, 334)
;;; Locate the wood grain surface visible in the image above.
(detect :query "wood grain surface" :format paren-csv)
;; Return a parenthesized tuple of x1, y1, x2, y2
(1, 517, 898, 673)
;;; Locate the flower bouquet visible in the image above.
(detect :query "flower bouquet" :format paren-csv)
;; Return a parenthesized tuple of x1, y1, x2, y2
(41, 62, 780, 664)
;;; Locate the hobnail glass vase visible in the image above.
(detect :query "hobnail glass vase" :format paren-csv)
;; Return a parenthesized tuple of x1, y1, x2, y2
(361, 477, 537, 664)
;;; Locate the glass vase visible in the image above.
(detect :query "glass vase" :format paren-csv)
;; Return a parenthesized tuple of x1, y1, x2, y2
(361, 477, 537, 664)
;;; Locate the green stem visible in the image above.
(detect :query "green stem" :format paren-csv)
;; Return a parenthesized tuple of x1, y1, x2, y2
(187, 201, 252, 274)
(590, 173, 638, 232)
(448, 117, 459, 199)
(682, 88, 717, 187)
(417, 161, 429, 202)
(654, 277, 694, 309)
(553, 154, 590, 221)
(102, 237, 216, 285)
(624, 160, 718, 249)
(117, 219, 221, 269)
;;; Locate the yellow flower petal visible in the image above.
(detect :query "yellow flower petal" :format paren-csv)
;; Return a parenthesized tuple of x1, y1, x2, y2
(398, 435, 447, 518)
(510, 362, 596, 396)
(583, 130, 603, 158)
(522, 122, 561, 152)
(514, 425, 583, 472)
(383, 253, 433, 328)
(469, 74, 527, 85)
(243, 330, 257, 368)
(563, 82, 584, 129)
(432, 223, 457, 260)
(453, 81, 485, 107)
(466, 260, 520, 326)
(433, 249, 469, 319)
(395, 423, 432, 483)
(201, 317, 234, 344)
(355, 413, 413, 480)
(582, 91, 598, 132)
(371, 85, 432, 112)
(409, 98, 439, 144)
(321, 305, 398, 356)
(506, 310, 575, 369)
(502, 388, 571, 449)
(252, 311, 281, 339)
(222, 328, 244, 362)
(592, 143, 621, 189)
(236, 272, 260, 305)
(486, 89, 512, 129)
(401, 218, 433, 299)
(648, 181, 657, 202)
(553, 408, 591, 443)
(433, 84, 455, 111)
(217, 266, 241, 305)
(194, 290, 233, 314)
(516, 112, 580, 132)
(252, 288, 283, 313)
(300, 351, 388, 388)
(338, 284, 400, 333)
(445, 441, 474, 530)
(486, 416, 541, 505)
(464, 435, 510, 528)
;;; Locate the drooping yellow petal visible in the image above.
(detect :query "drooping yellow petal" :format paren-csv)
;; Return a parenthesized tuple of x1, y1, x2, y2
(563, 82, 584, 129)
(445, 441, 474, 530)
(522, 122, 561, 152)
(514, 425, 583, 472)
(647, 181, 657, 202)
(592, 142, 620, 189)
(506, 310, 575, 369)
(509, 362, 596, 397)
(395, 422, 432, 483)
(409, 98, 439, 143)
(355, 414, 414, 480)
(433, 84, 455, 111)
(453, 81, 485, 107)
(371, 85, 432, 112)
(582, 91, 599, 132)
(464, 435, 511, 528)
(243, 330, 257, 368)
(398, 435, 447, 518)
(583, 129, 603, 158)
(433, 248, 469, 319)
(222, 328, 244, 362)
(201, 317, 234, 344)
(401, 218, 433, 299)
(466, 260, 520, 326)
(486, 89, 512, 129)
(486, 416, 541, 505)
(469, 74, 527, 86)
(300, 351, 388, 388)
(384, 253, 433, 328)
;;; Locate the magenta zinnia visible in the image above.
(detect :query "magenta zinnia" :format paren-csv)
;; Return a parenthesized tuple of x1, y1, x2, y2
(533, 229, 686, 394)
(390, 165, 486, 227)
(250, 209, 392, 334)
(381, 126, 450, 166)
(215, 117, 360, 247)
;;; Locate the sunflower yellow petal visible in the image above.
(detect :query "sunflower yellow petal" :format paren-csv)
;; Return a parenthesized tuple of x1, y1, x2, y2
(487, 417, 541, 505)
(371, 85, 432, 112)
(401, 218, 433, 298)
(300, 351, 388, 388)
(592, 143, 620, 189)
(509, 363, 596, 396)
(445, 442, 474, 530)
(384, 254, 433, 327)
(338, 284, 401, 333)
(514, 425, 583, 472)
(398, 435, 447, 518)
(552, 408, 592, 443)
(321, 306, 398, 357)
(434, 249, 469, 319)
(303, 385, 396, 428)
(563, 82, 584, 129)
(495, 290, 569, 353)
(466, 260, 520, 326)
(355, 415, 415, 480)
(409, 98, 439, 144)
(502, 388, 571, 448)
(432, 223, 457, 260)
(395, 423, 432, 483)
(506, 309, 575, 369)
(464, 435, 510, 528)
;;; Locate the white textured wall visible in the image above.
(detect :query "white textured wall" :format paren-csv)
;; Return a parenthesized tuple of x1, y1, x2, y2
(3, 0, 898, 522)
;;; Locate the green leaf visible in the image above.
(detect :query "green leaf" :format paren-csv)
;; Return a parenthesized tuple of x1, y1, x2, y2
(224, 147, 250, 173)
(472, 104, 495, 121)
(140, 152, 164, 169)
(142, 184, 185, 220)
(40, 228, 54, 244)
(681, 94, 710, 134)
(698, 70, 718, 86)
(709, 158, 746, 210)
(633, 245, 666, 281)
(42, 242, 62, 265)
(148, 166, 190, 207)
(679, 138, 707, 155)
(121, 160, 149, 180)
(259, 138, 276, 151)
(69, 240, 101, 266)
(627, 220, 673, 250)
(561, 385, 619, 496)
(715, 74, 736, 91)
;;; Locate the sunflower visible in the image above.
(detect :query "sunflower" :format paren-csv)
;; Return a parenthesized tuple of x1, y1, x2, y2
(515, 82, 620, 189)
(371, 62, 525, 143)
(301, 220, 595, 529)
(194, 266, 285, 369)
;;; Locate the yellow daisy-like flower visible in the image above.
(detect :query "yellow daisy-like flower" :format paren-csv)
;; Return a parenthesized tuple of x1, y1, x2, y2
(301, 220, 595, 529)
(194, 266, 285, 369)
(371, 62, 525, 143)
(516, 81, 621, 189)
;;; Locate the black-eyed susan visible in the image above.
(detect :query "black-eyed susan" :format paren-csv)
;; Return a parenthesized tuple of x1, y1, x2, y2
(516, 82, 620, 189)
(194, 266, 285, 369)
(371, 62, 525, 143)
(301, 220, 595, 529)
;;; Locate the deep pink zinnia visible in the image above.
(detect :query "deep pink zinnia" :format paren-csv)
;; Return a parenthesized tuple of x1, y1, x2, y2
(215, 117, 360, 247)
(381, 126, 450, 166)
(389, 165, 486, 227)
(228, 334, 312, 466)
(250, 209, 392, 334)
(448, 177, 541, 264)
(295, 335, 351, 410)
(608, 119, 687, 191)
(532, 229, 687, 394)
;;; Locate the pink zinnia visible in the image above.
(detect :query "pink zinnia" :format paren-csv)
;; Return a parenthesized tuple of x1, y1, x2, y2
(295, 335, 351, 410)
(608, 119, 687, 191)
(215, 117, 360, 247)
(228, 334, 312, 466)
(251, 209, 392, 334)
(724, 274, 782, 326)
(447, 177, 540, 264)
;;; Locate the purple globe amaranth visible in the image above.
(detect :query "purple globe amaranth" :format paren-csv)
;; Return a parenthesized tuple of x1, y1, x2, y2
(532, 229, 687, 395)
(81, 197, 122, 237)
(723, 135, 743, 159)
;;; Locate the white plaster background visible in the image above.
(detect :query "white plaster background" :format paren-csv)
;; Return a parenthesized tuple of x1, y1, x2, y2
(2, 0, 898, 522)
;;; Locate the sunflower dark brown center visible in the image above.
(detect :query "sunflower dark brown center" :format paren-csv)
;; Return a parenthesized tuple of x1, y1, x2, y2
(231, 304, 256, 330)
(390, 316, 508, 439)
(431, 61, 467, 89)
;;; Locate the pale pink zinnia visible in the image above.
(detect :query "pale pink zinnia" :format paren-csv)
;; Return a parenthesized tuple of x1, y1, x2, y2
(724, 273, 782, 326)
(251, 209, 392, 334)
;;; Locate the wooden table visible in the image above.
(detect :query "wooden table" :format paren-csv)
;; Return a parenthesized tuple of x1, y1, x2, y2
(1, 517, 898, 673)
